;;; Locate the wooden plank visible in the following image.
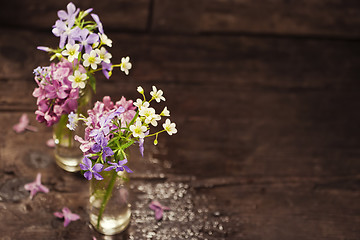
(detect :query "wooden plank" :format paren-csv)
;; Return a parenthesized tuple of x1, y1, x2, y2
(152, 0, 360, 38)
(199, 181, 360, 240)
(0, 0, 150, 31)
(1, 29, 360, 98)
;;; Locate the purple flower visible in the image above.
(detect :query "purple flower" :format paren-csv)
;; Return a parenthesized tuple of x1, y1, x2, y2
(24, 173, 49, 199)
(149, 200, 170, 221)
(54, 207, 80, 227)
(91, 136, 114, 161)
(107, 106, 125, 123)
(104, 159, 133, 173)
(80, 157, 104, 180)
(76, 28, 99, 53)
(91, 13, 104, 34)
(57, 2, 79, 23)
(138, 138, 145, 157)
(52, 20, 80, 48)
(33, 67, 43, 76)
(89, 115, 111, 141)
(101, 62, 112, 79)
(84, 8, 93, 16)
(37, 46, 52, 52)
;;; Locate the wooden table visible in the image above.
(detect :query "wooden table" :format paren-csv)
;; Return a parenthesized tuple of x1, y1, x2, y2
(0, 1, 359, 239)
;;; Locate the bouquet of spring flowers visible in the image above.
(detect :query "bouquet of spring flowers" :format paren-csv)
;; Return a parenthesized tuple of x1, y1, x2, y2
(32, 2, 132, 127)
(70, 85, 177, 179)
(68, 86, 177, 229)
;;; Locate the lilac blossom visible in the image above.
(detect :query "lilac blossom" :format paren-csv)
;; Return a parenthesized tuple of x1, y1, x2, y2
(44, 79, 69, 99)
(74, 135, 93, 153)
(33, 59, 81, 126)
(54, 207, 80, 227)
(66, 111, 78, 130)
(107, 106, 125, 123)
(149, 200, 170, 221)
(24, 173, 49, 199)
(91, 13, 104, 34)
(89, 115, 111, 142)
(115, 96, 136, 125)
(80, 156, 104, 180)
(104, 159, 133, 173)
(33, 66, 42, 76)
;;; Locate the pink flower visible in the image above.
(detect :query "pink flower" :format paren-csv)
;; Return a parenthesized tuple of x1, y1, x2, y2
(74, 135, 93, 152)
(33, 59, 81, 127)
(54, 207, 80, 227)
(13, 114, 38, 133)
(24, 173, 49, 199)
(149, 200, 170, 221)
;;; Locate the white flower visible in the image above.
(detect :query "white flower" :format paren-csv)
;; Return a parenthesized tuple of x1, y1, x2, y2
(150, 86, 165, 102)
(139, 106, 154, 118)
(137, 86, 144, 94)
(120, 56, 132, 75)
(68, 70, 88, 89)
(162, 119, 177, 135)
(62, 44, 80, 62)
(95, 47, 112, 64)
(146, 114, 161, 127)
(83, 50, 101, 70)
(139, 107, 161, 127)
(129, 120, 147, 138)
(99, 33, 112, 47)
(160, 106, 170, 117)
(134, 99, 149, 109)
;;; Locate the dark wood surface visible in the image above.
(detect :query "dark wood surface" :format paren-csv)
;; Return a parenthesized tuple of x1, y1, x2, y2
(0, 0, 360, 239)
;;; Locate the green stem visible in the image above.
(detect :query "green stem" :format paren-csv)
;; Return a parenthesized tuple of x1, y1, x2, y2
(146, 129, 166, 138)
(97, 170, 118, 229)
(68, 129, 72, 147)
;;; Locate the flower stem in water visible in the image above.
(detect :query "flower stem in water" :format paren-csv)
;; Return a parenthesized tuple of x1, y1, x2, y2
(97, 170, 117, 229)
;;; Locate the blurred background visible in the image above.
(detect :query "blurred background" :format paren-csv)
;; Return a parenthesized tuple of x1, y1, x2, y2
(0, 0, 360, 239)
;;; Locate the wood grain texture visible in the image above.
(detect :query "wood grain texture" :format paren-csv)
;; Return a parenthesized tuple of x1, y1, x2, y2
(0, 0, 150, 31)
(152, 0, 360, 37)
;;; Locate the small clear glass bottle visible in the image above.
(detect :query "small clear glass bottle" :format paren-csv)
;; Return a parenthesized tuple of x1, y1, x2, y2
(53, 87, 92, 172)
(89, 169, 131, 235)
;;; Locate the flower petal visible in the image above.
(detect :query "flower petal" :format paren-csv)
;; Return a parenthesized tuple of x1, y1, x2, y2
(123, 166, 133, 173)
(54, 212, 64, 218)
(92, 163, 104, 173)
(154, 208, 163, 220)
(93, 172, 104, 180)
(84, 171, 93, 180)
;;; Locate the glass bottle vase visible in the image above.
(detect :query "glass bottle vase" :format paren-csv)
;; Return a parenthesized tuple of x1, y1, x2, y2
(89, 169, 131, 235)
(53, 87, 92, 172)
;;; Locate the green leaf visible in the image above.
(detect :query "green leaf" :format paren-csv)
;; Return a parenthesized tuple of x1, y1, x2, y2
(88, 73, 96, 94)
(120, 139, 135, 151)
